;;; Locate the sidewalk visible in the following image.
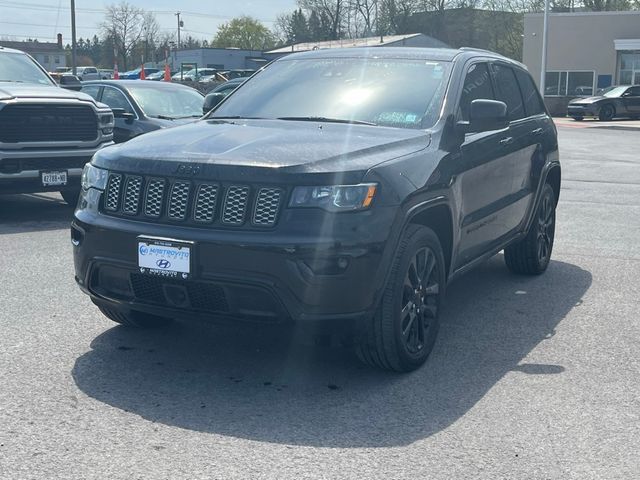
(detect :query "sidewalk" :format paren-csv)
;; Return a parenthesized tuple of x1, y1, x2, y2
(553, 116, 640, 130)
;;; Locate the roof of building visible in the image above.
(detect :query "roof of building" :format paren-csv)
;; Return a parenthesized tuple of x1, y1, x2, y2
(0, 40, 64, 54)
(265, 33, 448, 54)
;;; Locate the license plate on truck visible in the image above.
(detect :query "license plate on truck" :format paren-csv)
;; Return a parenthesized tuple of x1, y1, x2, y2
(41, 171, 67, 186)
(138, 237, 192, 279)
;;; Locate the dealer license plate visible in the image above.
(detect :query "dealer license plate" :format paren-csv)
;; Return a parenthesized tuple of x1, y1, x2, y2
(138, 238, 191, 279)
(41, 171, 67, 186)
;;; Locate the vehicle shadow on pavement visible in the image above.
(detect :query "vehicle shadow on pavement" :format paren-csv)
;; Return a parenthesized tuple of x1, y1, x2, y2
(0, 193, 73, 234)
(72, 256, 591, 448)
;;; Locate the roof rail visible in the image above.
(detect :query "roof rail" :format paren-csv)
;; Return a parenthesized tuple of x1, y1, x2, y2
(458, 47, 504, 56)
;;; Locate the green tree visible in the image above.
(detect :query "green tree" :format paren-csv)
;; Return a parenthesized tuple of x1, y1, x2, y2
(212, 16, 276, 50)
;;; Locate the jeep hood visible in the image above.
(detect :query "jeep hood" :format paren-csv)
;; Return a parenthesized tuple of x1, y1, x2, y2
(94, 119, 431, 176)
(0, 82, 96, 103)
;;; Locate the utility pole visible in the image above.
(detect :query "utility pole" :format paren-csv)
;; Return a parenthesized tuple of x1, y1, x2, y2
(540, 0, 550, 95)
(175, 12, 182, 50)
(70, 0, 77, 75)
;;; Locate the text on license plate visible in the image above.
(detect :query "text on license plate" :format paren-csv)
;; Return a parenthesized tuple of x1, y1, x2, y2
(138, 241, 191, 278)
(41, 171, 67, 186)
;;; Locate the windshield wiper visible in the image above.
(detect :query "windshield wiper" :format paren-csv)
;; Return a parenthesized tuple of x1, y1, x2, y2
(0, 80, 25, 83)
(208, 116, 266, 120)
(152, 115, 178, 120)
(277, 116, 377, 126)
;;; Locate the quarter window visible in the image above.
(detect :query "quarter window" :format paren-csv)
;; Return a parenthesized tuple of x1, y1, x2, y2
(459, 62, 495, 121)
(493, 64, 525, 121)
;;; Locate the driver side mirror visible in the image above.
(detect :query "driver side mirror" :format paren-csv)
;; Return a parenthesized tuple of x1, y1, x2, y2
(203, 92, 225, 115)
(111, 108, 135, 124)
(457, 99, 509, 134)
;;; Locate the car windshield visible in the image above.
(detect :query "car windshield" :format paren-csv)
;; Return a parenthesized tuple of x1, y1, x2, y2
(602, 86, 628, 97)
(128, 85, 204, 119)
(0, 52, 55, 85)
(210, 57, 452, 129)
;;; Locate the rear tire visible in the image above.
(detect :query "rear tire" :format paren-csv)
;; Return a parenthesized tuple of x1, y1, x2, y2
(98, 305, 173, 328)
(504, 183, 556, 275)
(355, 225, 445, 372)
(598, 104, 614, 121)
(60, 188, 80, 206)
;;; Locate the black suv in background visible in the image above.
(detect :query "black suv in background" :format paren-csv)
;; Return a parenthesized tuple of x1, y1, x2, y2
(72, 48, 560, 372)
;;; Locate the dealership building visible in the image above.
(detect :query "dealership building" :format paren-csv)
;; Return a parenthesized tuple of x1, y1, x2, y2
(523, 10, 640, 99)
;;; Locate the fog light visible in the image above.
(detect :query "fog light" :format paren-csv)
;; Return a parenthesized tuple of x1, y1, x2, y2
(102, 127, 113, 134)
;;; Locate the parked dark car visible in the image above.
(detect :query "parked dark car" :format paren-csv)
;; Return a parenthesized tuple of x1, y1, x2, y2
(72, 47, 560, 372)
(202, 77, 246, 114)
(568, 85, 640, 121)
(81, 80, 204, 143)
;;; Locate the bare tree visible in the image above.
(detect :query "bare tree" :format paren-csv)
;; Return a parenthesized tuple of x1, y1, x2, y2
(102, 1, 149, 70)
(298, 0, 345, 39)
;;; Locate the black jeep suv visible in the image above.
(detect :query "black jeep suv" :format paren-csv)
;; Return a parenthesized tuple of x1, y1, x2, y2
(72, 48, 560, 372)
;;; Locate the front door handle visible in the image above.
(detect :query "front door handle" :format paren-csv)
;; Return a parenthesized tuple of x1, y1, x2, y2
(500, 137, 514, 146)
(532, 128, 544, 135)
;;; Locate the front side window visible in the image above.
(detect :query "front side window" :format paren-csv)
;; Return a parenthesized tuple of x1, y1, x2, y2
(493, 64, 525, 121)
(0, 52, 55, 85)
(459, 62, 494, 121)
(101, 88, 134, 114)
(211, 57, 452, 130)
(81, 85, 101, 101)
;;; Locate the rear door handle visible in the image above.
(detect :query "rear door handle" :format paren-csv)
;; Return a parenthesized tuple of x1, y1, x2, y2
(500, 137, 514, 146)
(532, 128, 544, 135)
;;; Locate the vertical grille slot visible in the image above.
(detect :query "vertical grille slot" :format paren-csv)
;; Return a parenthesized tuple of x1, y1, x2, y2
(222, 186, 250, 225)
(104, 174, 122, 211)
(144, 179, 166, 218)
(193, 184, 219, 223)
(122, 176, 143, 215)
(168, 181, 191, 220)
(253, 188, 283, 226)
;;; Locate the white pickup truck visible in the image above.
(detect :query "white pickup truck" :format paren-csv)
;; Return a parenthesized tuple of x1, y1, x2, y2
(0, 46, 114, 204)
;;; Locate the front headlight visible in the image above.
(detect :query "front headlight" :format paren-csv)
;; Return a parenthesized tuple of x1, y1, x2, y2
(289, 183, 377, 211)
(81, 163, 109, 191)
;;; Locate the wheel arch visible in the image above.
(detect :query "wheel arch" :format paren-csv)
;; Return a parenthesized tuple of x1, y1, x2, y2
(546, 164, 561, 206)
(408, 203, 454, 279)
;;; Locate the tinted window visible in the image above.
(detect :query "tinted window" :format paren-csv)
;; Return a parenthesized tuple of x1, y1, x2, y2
(493, 64, 525, 121)
(514, 68, 545, 117)
(459, 62, 494, 121)
(211, 58, 452, 130)
(101, 87, 133, 114)
(627, 87, 640, 96)
(81, 85, 101, 100)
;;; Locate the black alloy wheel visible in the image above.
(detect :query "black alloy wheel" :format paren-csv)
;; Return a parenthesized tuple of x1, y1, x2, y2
(504, 183, 556, 275)
(400, 247, 440, 356)
(599, 104, 615, 121)
(536, 186, 555, 267)
(356, 224, 445, 372)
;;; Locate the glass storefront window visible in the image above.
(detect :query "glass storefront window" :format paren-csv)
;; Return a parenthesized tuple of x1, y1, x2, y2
(544, 71, 594, 96)
(618, 52, 640, 85)
(545, 71, 560, 96)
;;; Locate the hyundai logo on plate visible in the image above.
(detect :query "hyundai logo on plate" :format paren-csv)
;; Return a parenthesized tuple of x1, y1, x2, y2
(156, 259, 171, 269)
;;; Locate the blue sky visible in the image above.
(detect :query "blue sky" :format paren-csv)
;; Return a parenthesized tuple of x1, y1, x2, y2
(0, 0, 297, 43)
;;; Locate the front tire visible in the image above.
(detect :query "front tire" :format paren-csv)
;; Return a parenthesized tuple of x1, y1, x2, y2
(598, 104, 614, 121)
(356, 225, 445, 372)
(98, 305, 173, 328)
(504, 183, 556, 275)
(571, 116, 583, 121)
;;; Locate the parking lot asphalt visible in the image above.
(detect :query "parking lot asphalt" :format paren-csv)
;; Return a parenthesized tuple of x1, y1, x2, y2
(0, 124, 639, 479)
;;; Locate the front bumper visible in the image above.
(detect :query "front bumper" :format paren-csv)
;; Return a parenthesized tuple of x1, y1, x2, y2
(72, 189, 401, 325)
(567, 104, 598, 117)
(0, 142, 113, 194)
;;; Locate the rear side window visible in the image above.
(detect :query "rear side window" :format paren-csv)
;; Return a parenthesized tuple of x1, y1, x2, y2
(459, 62, 495, 121)
(514, 68, 545, 117)
(492, 64, 525, 121)
(627, 87, 640, 96)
